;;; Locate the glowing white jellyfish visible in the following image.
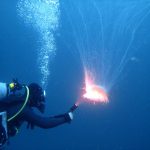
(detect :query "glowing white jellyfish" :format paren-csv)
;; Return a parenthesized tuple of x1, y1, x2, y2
(62, 0, 150, 102)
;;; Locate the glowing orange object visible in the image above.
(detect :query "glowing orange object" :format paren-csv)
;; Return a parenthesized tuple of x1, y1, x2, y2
(83, 69, 109, 103)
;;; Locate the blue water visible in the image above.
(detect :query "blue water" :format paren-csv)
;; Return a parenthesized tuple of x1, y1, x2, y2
(0, 0, 150, 150)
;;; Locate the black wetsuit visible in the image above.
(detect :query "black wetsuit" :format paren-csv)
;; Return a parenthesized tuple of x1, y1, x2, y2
(9, 105, 69, 129)
(0, 86, 70, 137)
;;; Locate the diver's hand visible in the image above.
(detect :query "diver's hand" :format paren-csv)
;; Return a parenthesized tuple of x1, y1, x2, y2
(69, 104, 78, 112)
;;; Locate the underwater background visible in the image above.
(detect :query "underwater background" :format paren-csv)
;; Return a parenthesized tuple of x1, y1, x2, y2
(0, 0, 150, 150)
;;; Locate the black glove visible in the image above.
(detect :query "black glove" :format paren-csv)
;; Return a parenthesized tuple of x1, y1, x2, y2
(69, 104, 78, 112)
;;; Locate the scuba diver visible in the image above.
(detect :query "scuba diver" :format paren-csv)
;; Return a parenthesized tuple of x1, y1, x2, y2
(0, 79, 74, 148)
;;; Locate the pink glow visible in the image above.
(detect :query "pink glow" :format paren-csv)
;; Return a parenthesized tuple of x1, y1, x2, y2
(82, 69, 109, 104)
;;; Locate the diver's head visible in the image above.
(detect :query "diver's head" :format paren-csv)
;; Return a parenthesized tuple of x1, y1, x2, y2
(28, 83, 46, 113)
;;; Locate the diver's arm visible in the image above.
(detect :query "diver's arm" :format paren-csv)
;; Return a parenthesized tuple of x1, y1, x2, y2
(22, 108, 72, 129)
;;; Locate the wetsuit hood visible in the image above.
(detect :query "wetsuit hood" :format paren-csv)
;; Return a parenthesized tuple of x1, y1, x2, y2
(28, 83, 45, 113)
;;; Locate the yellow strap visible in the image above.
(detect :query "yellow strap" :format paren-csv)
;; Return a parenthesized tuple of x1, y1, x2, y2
(7, 86, 30, 122)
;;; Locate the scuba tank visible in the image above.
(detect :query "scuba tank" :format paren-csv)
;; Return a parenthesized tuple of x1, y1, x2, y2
(0, 112, 8, 149)
(0, 80, 28, 148)
(0, 82, 14, 148)
(0, 83, 7, 100)
(0, 80, 26, 105)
